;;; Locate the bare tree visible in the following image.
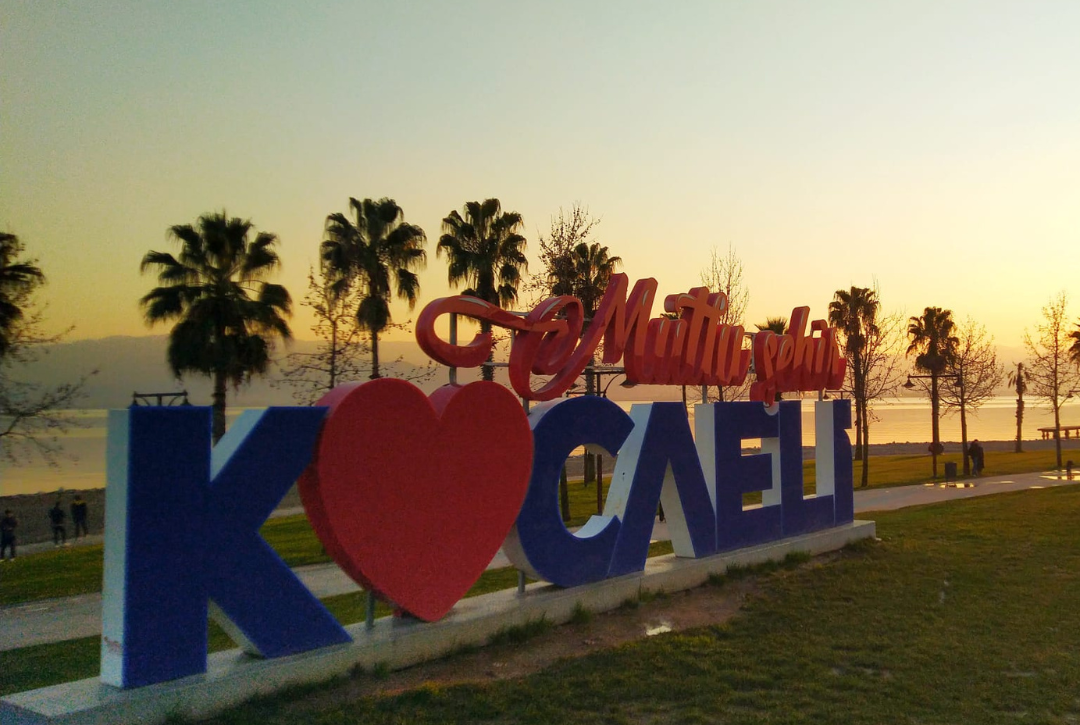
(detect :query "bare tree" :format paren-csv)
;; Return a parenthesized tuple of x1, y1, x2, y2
(277, 265, 434, 405)
(0, 233, 94, 464)
(525, 203, 602, 306)
(941, 318, 1004, 475)
(527, 204, 620, 517)
(833, 298, 906, 487)
(0, 367, 92, 465)
(1024, 292, 1080, 469)
(700, 244, 750, 402)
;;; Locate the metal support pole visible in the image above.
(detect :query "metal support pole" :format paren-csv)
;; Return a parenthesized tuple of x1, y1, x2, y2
(596, 453, 604, 514)
(365, 591, 376, 630)
(517, 570, 526, 595)
(449, 313, 458, 385)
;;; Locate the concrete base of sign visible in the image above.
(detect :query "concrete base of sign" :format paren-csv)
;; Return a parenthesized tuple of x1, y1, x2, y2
(1, 520, 874, 725)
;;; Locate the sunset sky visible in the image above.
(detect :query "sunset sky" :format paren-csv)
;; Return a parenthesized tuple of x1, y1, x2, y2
(3, 0, 1079, 350)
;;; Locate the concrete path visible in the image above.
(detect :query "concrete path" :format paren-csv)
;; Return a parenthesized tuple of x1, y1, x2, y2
(853, 468, 1080, 511)
(3, 468, 1077, 652)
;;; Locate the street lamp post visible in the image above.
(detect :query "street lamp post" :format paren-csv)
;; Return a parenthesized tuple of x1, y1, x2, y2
(904, 372, 962, 478)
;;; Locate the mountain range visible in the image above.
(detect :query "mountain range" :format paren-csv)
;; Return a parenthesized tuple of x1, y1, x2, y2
(13, 335, 1027, 410)
(14, 335, 442, 409)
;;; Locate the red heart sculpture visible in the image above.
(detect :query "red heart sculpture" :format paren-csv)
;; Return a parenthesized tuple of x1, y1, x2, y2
(299, 379, 533, 621)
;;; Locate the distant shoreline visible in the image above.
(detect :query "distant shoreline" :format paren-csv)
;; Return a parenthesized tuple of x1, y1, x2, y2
(6, 438, 1080, 547)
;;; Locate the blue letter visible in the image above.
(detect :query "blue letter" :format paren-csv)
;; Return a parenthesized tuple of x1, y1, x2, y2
(813, 399, 854, 525)
(777, 401, 835, 536)
(605, 403, 716, 577)
(702, 402, 783, 552)
(503, 397, 634, 588)
(101, 407, 349, 689)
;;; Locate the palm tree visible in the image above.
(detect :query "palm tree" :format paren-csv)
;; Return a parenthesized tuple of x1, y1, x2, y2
(755, 317, 788, 335)
(1006, 362, 1029, 453)
(438, 199, 528, 381)
(753, 318, 788, 403)
(1069, 324, 1080, 369)
(906, 307, 959, 478)
(0, 233, 46, 361)
(552, 242, 623, 319)
(829, 287, 879, 487)
(140, 212, 292, 444)
(559, 241, 623, 505)
(555, 242, 623, 388)
(321, 198, 427, 380)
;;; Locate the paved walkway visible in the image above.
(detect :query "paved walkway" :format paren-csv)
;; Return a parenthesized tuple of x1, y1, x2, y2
(3, 468, 1078, 652)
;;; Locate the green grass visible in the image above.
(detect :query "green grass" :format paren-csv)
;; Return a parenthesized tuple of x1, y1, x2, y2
(846, 447, 1071, 489)
(1, 448, 1070, 607)
(0, 555, 542, 696)
(487, 618, 552, 646)
(0, 475, 664, 607)
(568, 602, 593, 625)
(197, 485, 1080, 725)
(0, 514, 332, 607)
(0, 537, 681, 696)
(0, 544, 105, 606)
(10, 485, 1080, 723)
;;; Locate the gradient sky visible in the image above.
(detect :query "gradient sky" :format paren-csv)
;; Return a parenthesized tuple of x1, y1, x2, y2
(3, 0, 1079, 350)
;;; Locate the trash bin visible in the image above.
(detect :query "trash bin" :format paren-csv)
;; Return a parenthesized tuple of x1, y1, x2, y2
(944, 461, 957, 482)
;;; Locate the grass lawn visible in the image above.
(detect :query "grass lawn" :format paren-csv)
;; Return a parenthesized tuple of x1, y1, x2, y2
(0, 539, 675, 697)
(4, 487, 1080, 723)
(847, 447, 1073, 490)
(0, 448, 1070, 607)
(197, 485, 1080, 725)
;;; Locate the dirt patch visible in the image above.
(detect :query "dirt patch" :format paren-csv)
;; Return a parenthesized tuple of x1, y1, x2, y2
(266, 553, 843, 719)
(275, 574, 766, 715)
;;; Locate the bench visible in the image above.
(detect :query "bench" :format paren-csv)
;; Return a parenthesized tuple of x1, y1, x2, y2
(1038, 426, 1080, 440)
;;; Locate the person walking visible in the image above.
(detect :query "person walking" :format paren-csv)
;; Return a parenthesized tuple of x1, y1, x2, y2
(70, 495, 89, 539)
(49, 499, 67, 547)
(1, 509, 16, 561)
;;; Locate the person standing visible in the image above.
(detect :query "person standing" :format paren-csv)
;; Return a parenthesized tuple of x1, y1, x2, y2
(1, 509, 16, 561)
(49, 499, 67, 547)
(970, 439, 985, 476)
(70, 495, 89, 539)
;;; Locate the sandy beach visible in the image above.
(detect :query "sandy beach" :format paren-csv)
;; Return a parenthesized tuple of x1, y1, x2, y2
(4, 438, 1079, 547)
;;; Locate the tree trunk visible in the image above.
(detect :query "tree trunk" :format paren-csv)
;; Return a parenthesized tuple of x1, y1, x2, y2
(329, 320, 339, 390)
(930, 373, 940, 478)
(860, 416, 870, 488)
(1015, 397, 1024, 453)
(960, 401, 969, 477)
(1054, 403, 1063, 469)
(369, 330, 381, 380)
(560, 465, 570, 522)
(480, 320, 494, 382)
(212, 370, 227, 445)
(853, 405, 864, 459)
(583, 364, 596, 485)
(852, 354, 865, 459)
(855, 391, 864, 460)
(856, 396, 867, 460)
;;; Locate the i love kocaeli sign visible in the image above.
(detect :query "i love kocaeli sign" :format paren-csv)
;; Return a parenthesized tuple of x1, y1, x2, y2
(100, 280, 854, 690)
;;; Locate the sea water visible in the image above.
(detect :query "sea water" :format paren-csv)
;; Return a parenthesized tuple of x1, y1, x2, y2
(2, 396, 1076, 496)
